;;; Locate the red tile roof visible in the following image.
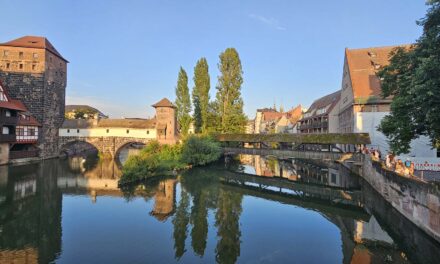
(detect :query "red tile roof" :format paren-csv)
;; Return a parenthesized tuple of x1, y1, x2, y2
(345, 44, 411, 101)
(18, 113, 41, 126)
(152, 98, 176, 108)
(300, 90, 340, 120)
(0, 36, 68, 62)
(0, 81, 27, 111)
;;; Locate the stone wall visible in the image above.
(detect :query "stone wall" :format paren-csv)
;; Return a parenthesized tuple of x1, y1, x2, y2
(359, 154, 440, 243)
(59, 136, 152, 158)
(0, 44, 67, 159)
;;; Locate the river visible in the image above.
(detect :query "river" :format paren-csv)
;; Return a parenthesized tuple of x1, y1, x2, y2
(0, 152, 439, 264)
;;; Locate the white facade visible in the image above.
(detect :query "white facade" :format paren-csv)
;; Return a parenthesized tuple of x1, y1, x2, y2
(16, 126, 39, 143)
(354, 112, 436, 158)
(59, 127, 157, 139)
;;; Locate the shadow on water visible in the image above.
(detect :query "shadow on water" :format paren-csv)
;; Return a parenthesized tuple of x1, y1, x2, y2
(0, 153, 438, 263)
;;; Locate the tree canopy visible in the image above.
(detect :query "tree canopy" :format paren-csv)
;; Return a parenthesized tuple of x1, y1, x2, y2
(175, 67, 192, 136)
(378, 0, 440, 154)
(214, 48, 246, 133)
(192, 58, 210, 134)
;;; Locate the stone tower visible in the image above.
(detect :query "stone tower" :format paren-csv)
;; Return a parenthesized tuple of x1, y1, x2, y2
(0, 36, 68, 158)
(152, 98, 178, 143)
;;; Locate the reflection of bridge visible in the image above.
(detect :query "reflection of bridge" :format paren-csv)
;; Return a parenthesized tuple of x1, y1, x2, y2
(221, 170, 364, 208)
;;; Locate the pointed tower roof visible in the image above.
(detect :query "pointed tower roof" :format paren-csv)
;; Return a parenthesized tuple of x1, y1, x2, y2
(1, 36, 68, 62)
(152, 98, 176, 108)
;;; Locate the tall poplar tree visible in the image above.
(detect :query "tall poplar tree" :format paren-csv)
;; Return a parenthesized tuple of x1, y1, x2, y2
(175, 67, 192, 136)
(214, 48, 246, 133)
(192, 58, 211, 133)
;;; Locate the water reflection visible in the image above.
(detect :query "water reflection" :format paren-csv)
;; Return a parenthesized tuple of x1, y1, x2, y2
(0, 154, 438, 263)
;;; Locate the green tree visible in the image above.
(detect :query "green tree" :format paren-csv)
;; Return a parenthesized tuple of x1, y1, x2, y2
(175, 67, 192, 136)
(192, 58, 211, 133)
(377, 1, 440, 154)
(214, 48, 247, 133)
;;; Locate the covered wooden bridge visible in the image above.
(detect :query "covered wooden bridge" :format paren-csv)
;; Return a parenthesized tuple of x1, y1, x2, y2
(216, 133, 371, 161)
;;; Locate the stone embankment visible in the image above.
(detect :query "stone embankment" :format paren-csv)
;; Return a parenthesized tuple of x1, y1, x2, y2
(347, 154, 440, 243)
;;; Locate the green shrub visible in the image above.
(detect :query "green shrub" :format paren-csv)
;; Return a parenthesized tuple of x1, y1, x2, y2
(120, 137, 221, 184)
(181, 135, 221, 166)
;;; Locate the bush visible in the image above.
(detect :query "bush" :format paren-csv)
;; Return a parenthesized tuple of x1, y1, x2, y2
(120, 137, 221, 184)
(181, 135, 221, 166)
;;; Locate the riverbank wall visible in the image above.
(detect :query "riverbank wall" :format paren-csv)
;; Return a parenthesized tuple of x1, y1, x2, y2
(349, 154, 440, 243)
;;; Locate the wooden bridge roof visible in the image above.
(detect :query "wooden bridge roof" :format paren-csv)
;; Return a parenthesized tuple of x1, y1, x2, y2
(216, 133, 371, 145)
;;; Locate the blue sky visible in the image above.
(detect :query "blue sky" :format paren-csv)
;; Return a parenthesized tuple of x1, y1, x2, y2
(1, 0, 429, 118)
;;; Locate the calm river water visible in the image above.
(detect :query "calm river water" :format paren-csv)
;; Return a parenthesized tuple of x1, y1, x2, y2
(0, 152, 439, 264)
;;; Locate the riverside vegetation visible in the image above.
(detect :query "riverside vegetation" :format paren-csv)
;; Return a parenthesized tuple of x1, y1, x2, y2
(120, 135, 221, 184)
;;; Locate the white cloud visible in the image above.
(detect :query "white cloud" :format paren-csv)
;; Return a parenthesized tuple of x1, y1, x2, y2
(248, 13, 286, 31)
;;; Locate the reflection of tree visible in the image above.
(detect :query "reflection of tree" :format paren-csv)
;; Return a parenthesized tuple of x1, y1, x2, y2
(215, 188, 243, 264)
(172, 187, 190, 259)
(190, 188, 208, 256)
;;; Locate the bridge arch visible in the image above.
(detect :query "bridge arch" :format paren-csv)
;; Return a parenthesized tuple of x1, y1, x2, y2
(59, 138, 103, 157)
(114, 139, 151, 164)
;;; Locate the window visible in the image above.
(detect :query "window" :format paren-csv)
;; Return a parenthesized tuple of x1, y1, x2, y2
(371, 105, 378, 112)
(106, 129, 109, 133)
(67, 129, 70, 133)
(331, 173, 337, 184)
(126, 129, 129, 134)
(6, 63, 10, 69)
(19, 52, 24, 59)
(49, 56, 52, 62)
(2, 127, 9, 135)
(343, 96, 348, 104)
(17, 128, 24, 136)
(29, 128, 35, 136)
(146, 130, 149, 134)
(19, 64, 23, 70)
(3, 50, 9, 57)
(32, 64, 36, 70)
(33, 53, 38, 59)
(77, 129, 80, 133)
(5, 111, 11, 117)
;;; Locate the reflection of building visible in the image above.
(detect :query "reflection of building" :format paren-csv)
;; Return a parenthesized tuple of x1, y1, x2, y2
(151, 179, 177, 221)
(0, 162, 62, 264)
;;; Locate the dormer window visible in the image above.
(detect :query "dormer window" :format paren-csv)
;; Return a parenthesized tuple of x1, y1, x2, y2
(0, 85, 7, 102)
(368, 51, 376, 57)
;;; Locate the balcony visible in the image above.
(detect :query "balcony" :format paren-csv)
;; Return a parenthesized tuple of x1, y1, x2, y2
(0, 116, 18, 126)
(0, 134, 16, 143)
(9, 149, 39, 159)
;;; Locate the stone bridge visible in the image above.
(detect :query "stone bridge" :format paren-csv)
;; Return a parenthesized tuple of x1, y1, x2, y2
(58, 136, 152, 158)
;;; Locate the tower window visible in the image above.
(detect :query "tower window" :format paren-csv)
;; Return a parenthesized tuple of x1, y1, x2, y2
(19, 52, 24, 59)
